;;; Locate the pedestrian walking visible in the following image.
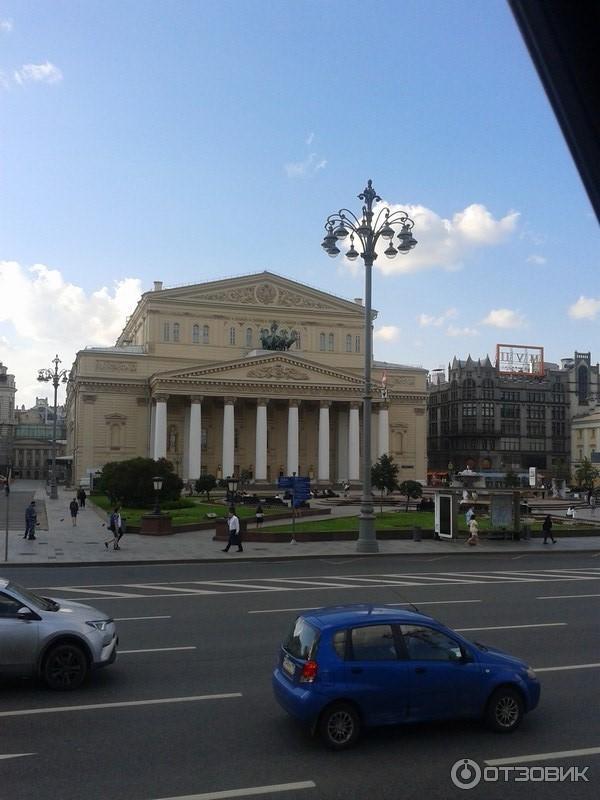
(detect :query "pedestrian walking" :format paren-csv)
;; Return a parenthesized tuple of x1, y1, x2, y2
(542, 514, 556, 544)
(465, 505, 475, 525)
(69, 497, 79, 526)
(104, 507, 123, 550)
(222, 507, 243, 553)
(77, 487, 87, 508)
(255, 503, 264, 528)
(24, 500, 37, 540)
(566, 505, 576, 520)
(466, 514, 479, 546)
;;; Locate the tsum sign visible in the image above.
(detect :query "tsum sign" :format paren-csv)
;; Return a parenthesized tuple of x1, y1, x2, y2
(496, 343, 545, 376)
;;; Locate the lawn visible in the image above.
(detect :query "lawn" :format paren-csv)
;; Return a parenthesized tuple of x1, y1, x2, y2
(90, 494, 281, 526)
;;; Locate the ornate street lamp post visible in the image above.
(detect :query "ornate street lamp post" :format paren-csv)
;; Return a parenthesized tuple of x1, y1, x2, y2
(226, 475, 239, 507)
(322, 180, 417, 552)
(152, 475, 164, 515)
(37, 355, 69, 500)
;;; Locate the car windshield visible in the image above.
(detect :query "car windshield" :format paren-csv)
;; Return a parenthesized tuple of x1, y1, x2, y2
(283, 617, 319, 660)
(7, 581, 58, 611)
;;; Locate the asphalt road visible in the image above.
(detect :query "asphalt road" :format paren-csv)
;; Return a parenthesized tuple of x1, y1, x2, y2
(1, 552, 599, 800)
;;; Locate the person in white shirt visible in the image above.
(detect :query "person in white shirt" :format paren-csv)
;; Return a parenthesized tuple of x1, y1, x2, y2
(222, 508, 243, 553)
(566, 506, 576, 520)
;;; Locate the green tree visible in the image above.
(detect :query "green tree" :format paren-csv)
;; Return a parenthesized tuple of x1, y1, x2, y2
(574, 457, 599, 489)
(98, 457, 183, 507)
(371, 454, 400, 512)
(195, 474, 217, 502)
(397, 480, 423, 512)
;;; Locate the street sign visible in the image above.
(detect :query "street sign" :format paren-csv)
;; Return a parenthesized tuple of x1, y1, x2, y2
(529, 467, 537, 487)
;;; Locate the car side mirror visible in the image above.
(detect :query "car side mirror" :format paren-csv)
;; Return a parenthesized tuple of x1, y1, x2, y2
(17, 606, 36, 620)
(459, 646, 473, 663)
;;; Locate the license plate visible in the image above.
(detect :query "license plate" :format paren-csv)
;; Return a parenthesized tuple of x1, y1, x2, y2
(282, 654, 295, 678)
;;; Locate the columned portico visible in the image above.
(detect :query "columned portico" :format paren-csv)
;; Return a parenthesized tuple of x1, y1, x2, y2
(255, 399, 268, 482)
(188, 395, 203, 481)
(378, 403, 390, 457)
(222, 397, 235, 479)
(318, 401, 331, 483)
(287, 399, 300, 476)
(348, 401, 360, 482)
(153, 394, 168, 460)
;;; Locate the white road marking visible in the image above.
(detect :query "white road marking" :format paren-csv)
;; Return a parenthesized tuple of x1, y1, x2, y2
(127, 584, 218, 595)
(534, 662, 600, 673)
(248, 599, 483, 614)
(0, 753, 35, 760)
(114, 615, 172, 621)
(48, 586, 145, 598)
(0, 694, 242, 718)
(439, 571, 540, 582)
(537, 593, 600, 600)
(194, 581, 288, 591)
(486, 746, 600, 765)
(382, 573, 482, 584)
(456, 622, 566, 633)
(152, 780, 316, 800)
(261, 578, 364, 588)
(119, 646, 196, 654)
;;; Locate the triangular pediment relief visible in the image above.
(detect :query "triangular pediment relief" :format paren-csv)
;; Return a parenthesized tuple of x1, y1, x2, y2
(144, 271, 369, 317)
(153, 353, 364, 388)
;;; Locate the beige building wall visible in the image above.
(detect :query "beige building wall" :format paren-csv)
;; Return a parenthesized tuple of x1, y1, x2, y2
(571, 409, 600, 473)
(66, 273, 427, 487)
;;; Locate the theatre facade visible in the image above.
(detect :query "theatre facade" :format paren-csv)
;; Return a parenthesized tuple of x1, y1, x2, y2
(66, 273, 427, 487)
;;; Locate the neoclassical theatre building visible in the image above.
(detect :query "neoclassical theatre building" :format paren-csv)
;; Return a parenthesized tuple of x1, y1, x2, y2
(66, 273, 427, 487)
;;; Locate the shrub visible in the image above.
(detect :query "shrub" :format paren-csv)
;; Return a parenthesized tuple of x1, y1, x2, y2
(98, 457, 183, 507)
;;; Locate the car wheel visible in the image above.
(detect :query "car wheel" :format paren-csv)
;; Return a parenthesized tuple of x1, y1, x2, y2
(43, 642, 88, 691)
(485, 687, 524, 732)
(318, 702, 361, 750)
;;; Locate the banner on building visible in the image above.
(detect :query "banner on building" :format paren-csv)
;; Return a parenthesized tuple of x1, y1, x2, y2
(496, 343, 544, 376)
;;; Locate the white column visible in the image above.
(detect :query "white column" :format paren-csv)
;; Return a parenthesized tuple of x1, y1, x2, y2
(149, 402, 156, 458)
(349, 402, 360, 481)
(153, 395, 168, 460)
(287, 400, 299, 476)
(337, 407, 349, 482)
(182, 404, 190, 482)
(371, 410, 379, 462)
(188, 396, 202, 481)
(255, 400, 268, 481)
(318, 402, 330, 483)
(222, 398, 235, 478)
(378, 404, 390, 457)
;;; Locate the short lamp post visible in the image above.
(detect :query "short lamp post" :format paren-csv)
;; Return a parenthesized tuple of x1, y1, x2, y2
(152, 476, 164, 515)
(226, 476, 238, 507)
(37, 355, 69, 500)
(322, 180, 417, 553)
(448, 462, 455, 484)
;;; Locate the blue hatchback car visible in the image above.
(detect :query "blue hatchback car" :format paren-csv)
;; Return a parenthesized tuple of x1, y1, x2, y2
(272, 605, 540, 749)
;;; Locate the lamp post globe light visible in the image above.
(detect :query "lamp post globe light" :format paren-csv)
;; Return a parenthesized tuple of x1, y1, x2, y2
(226, 475, 239, 507)
(322, 180, 417, 553)
(37, 355, 69, 501)
(152, 475, 164, 515)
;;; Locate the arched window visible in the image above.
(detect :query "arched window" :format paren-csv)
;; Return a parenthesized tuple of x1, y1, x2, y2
(346, 334, 352, 352)
(229, 327, 236, 345)
(319, 333, 326, 351)
(192, 324, 200, 344)
(578, 365, 589, 400)
(328, 333, 334, 351)
(203, 325, 210, 344)
(173, 322, 180, 342)
(246, 327, 253, 347)
(163, 322, 170, 341)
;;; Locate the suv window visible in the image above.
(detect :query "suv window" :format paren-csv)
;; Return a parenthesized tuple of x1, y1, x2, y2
(0, 592, 23, 617)
(283, 617, 319, 660)
(401, 625, 463, 661)
(350, 624, 398, 661)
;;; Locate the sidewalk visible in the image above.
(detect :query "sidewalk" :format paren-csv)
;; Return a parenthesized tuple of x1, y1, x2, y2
(1, 483, 599, 566)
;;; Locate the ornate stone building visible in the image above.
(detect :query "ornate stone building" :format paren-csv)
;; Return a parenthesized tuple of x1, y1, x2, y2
(0, 362, 16, 473)
(66, 272, 427, 487)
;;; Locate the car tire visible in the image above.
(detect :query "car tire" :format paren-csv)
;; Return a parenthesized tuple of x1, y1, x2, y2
(318, 702, 361, 750)
(42, 642, 89, 691)
(485, 686, 524, 733)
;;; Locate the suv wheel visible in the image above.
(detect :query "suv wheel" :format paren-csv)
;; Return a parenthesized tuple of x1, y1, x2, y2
(485, 687, 524, 732)
(43, 642, 88, 691)
(319, 702, 361, 750)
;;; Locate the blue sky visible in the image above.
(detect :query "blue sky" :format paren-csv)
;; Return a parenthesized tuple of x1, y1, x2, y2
(0, 0, 598, 406)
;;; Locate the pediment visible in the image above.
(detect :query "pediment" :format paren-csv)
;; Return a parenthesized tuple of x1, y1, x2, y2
(144, 271, 368, 317)
(153, 353, 364, 389)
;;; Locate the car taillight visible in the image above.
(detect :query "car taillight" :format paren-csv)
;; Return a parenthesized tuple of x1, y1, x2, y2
(300, 660, 318, 683)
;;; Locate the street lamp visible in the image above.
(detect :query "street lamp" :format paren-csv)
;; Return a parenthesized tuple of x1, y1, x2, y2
(37, 355, 69, 500)
(322, 180, 417, 552)
(226, 476, 238, 507)
(152, 475, 164, 515)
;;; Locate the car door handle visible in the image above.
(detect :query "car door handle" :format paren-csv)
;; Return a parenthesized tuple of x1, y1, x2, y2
(351, 667, 363, 674)
(415, 667, 427, 674)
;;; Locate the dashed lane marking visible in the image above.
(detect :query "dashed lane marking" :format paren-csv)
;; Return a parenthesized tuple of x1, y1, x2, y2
(152, 781, 316, 800)
(0, 753, 35, 760)
(536, 593, 600, 600)
(534, 662, 600, 673)
(114, 615, 172, 621)
(455, 622, 566, 633)
(486, 746, 600, 765)
(0, 694, 242, 718)
(248, 599, 483, 614)
(119, 646, 196, 654)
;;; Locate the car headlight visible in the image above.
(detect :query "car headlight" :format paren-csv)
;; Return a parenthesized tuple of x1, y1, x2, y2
(525, 666, 537, 680)
(86, 619, 112, 631)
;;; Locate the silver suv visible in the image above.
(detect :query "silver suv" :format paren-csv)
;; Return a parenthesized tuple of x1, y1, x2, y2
(0, 578, 118, 690)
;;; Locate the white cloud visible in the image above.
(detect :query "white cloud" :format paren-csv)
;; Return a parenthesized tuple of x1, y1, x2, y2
(0, 261, 142, 407)
(284, 152, 327, 178)
(0, 71, 9, 90)
(568, 296, 600, 320)
(446, 325, 479, 337)
(14, 61, 63, 85)
(418, 308, 458, 327)
(305, 132, 314, 146)
(526, 254, 546, 265)
(374, 325, 400, 342)
(0, 19, 12, 32)
(481, 308, 525, 329)
(350, 200, 520, 276)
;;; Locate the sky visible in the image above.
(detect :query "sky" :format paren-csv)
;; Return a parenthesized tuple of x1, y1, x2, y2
(0, 0, 598, 408)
